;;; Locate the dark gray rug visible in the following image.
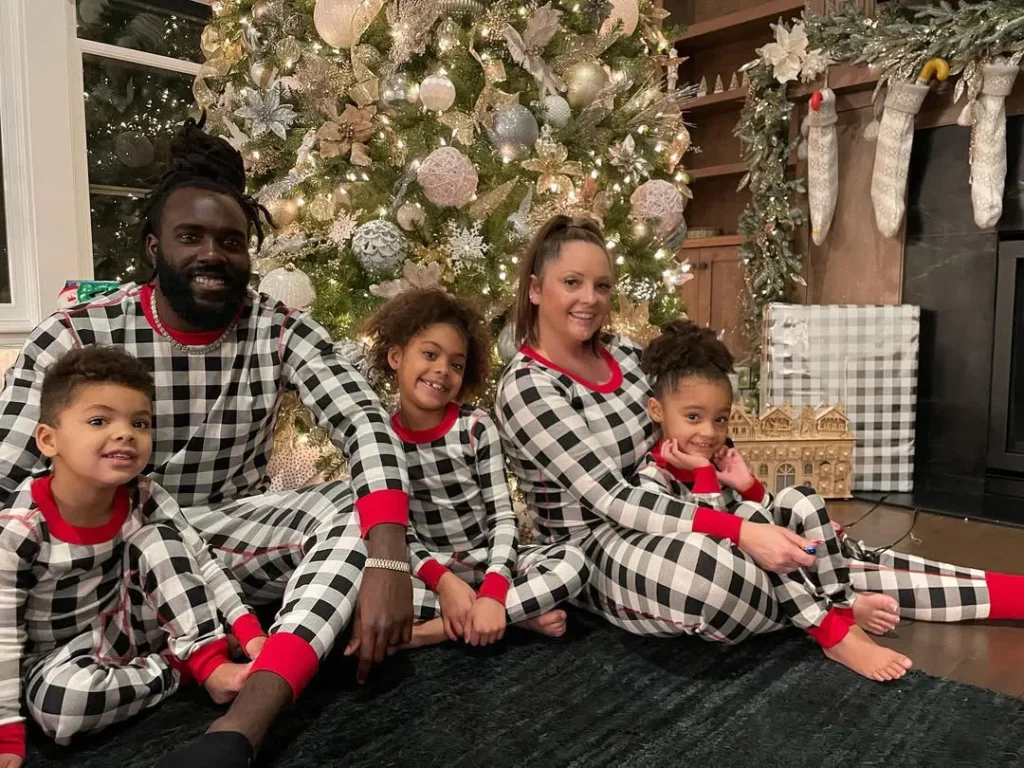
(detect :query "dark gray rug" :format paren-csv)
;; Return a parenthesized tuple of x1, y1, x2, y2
(24, 614, 1024, 767)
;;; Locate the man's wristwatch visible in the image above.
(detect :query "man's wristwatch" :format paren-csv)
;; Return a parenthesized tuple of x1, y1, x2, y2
(365, 558, 411, 573)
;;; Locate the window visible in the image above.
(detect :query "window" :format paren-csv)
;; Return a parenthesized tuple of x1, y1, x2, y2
(76, 0, 211, 282)
(803, 463, 813, 476)
(758, 464, 769, 477)
(775, 463, 796, 489)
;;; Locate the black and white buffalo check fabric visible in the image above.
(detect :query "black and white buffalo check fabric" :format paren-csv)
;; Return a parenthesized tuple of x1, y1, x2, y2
(761, 303, 920, 492)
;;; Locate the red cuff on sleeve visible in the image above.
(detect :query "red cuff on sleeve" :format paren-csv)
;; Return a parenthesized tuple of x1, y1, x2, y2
(805, 608, 852, 649)
(0, 722, 25, 758)
(354, 489, 409, 538)
(690, 465, 722, 494)
(185, 637, 230, 685)
(231, 613, 266, 649)
(477, 573, 510, 606)
(250, 632, 320, 701)
(739, 478, 766, 502)
(693, 507, 743, 543)
(417, 559, 451, 592)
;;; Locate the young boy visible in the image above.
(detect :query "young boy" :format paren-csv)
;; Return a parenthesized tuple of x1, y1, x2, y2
(0, 346, 264, 766)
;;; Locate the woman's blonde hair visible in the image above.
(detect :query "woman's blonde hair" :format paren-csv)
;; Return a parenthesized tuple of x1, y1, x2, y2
(512, 215, 613, 351)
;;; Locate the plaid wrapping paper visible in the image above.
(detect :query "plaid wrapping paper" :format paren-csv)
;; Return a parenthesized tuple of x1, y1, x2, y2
(760, 304, 920, 492)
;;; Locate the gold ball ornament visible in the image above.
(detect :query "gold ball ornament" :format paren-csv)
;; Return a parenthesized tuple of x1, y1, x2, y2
(274, 36, 303, 68)
(396, 201, 426, 230)
(599, 0, 640, 36)
(307, 196, 335, 222)
(417, 146, 479, 208)
(630, 219, 651, 241)
(313, 0, 368, 49)
(250, 61, 278, 89)
(419, 74, 456, 112)
(265, 198, 301, 228)
(565, 61, 608, 108)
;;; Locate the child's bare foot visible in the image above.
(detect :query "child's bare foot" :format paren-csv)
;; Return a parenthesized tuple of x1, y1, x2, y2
(853, 592, 901, 635)
(204, 661, 252, 704)
(397, 619, 449, 651)
(517, 610, 568, 638)
(823, 625, 913, 681)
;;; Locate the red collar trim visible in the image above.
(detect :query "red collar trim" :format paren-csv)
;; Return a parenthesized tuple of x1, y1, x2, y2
(651, 440, 696, 483)
(140, 283, 231, 346)
(391, 403, 460, 444)
(520, 344, 623, 393)
(31, 476, 131, 545)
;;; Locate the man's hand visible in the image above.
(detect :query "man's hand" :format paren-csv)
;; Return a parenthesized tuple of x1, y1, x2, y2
(464, 597, 507, 647)
(437, 573, 477, 641)
(738, 520, 816, 574)
(348, 523, 413, 683)
(660, 439, 712, 470)
(0, 754, 22, 768)
(712, 447, 756, 492)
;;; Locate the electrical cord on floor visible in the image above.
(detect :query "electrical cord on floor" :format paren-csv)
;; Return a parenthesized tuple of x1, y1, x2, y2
(841, 493, 922, 560)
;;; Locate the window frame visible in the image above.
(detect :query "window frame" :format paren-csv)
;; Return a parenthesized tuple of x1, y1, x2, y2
(0, 0, 210, 344)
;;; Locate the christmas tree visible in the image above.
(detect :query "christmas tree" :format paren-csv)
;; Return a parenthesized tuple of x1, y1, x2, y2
(196, 0, 692, 373)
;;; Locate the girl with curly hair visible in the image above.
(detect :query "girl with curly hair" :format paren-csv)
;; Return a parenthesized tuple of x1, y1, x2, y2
(357, 288, 589, 651)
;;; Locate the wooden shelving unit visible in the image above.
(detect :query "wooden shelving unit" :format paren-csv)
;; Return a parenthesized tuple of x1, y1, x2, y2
(673, 0, 805, 51)
(683, 87, 747, 113)
(688, 162, 747, 180)
(679, 235, 745, 249)
(791, 63, 880, 98)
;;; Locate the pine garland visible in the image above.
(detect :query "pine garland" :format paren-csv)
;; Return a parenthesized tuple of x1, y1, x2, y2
(735, 0, 1024, 365)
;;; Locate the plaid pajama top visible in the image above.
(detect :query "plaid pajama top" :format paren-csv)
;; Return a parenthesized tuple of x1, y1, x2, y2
(0, 475, 256, 753)
(0, 283, 408, 536)
(632, 442, 771, 527)
(392, 403, 518, 605)
(495, 337, 745, 544)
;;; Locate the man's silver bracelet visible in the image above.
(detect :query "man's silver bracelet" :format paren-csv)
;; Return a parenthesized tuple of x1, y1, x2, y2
(365, 558, 411, 574)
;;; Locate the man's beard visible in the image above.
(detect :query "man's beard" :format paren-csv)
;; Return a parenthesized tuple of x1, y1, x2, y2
(154, 249, 250, 331)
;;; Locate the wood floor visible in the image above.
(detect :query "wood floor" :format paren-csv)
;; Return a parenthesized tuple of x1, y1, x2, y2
(829, 499, 1024, 697)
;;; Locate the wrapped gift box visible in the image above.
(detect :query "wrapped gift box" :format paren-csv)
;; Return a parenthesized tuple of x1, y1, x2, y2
(760, 303, 920, 492)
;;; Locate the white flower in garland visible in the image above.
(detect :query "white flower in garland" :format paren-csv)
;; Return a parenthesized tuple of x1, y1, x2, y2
(757, 22, 808, 84)
(608, 134, 653, 179)
(445, 221, 489, 274)
(801, 49, 832, 82)
(328, 212, 357, 248)
(234, 84, 297, 140)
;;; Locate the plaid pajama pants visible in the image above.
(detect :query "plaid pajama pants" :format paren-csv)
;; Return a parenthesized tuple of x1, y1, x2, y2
(23, 524, 223, 744)
(577, 485, 992, 642)
(184, 480, 365, 659)
(411, 543, 590, 624)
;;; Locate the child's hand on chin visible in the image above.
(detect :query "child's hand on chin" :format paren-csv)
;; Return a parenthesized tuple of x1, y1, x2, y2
(712, 446, 756, 492)
(0, 754, 23, 768)
(661, 439, 712, 470)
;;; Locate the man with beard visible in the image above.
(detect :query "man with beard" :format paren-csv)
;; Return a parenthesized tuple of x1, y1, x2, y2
(0, 118, 413, 767)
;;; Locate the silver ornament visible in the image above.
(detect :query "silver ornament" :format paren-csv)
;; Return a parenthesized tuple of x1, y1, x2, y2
(497, 321, 519, 362)
(419, 73, 456, 112)
(396, 201, 426, 230)
(565, 61, 608, 108)
(540, 95, 571, 128)
(489, 104, 539, 160)
(258, 264, 316, 310)
(352, 219, 407, 274)
(380, 72, 420, 111)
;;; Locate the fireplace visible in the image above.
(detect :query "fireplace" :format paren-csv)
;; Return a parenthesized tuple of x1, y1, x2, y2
(986, 238, 1024, 507)
(902, 116, 1024, 526)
